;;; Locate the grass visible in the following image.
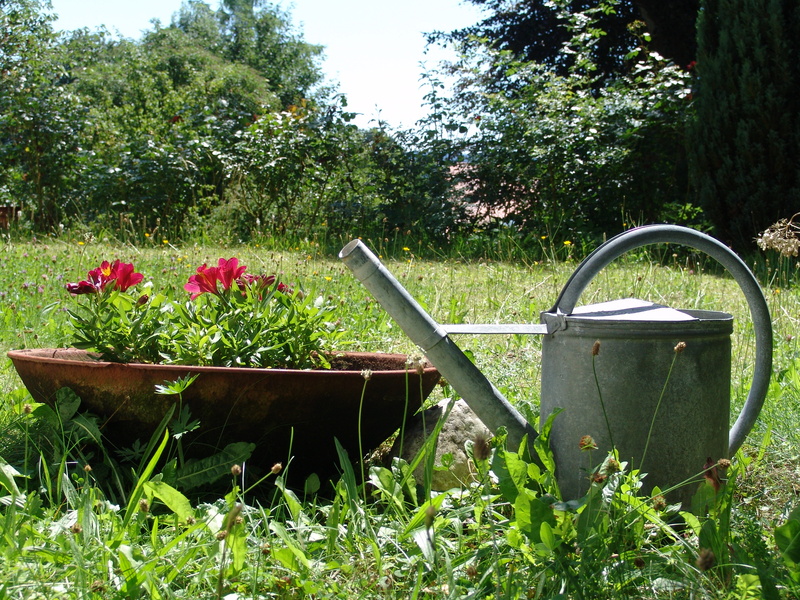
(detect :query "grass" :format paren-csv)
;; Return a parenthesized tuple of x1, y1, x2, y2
(0, 233, 798, 598)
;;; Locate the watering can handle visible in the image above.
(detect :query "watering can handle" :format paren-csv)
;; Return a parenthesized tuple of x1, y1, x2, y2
(547, 224, 772, 455)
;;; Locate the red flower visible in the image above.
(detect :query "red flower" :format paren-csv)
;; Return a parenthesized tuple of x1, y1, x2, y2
(185, 258, 248, 299)
(184, 264, 221, 300)
(110, 260, 143, 292)
(237, 273, 276, 291)
(215, 258, 247, 291)
(66, 280, 99, 295)
(66, 260, 142, 295)
(188, 258, 247, 300)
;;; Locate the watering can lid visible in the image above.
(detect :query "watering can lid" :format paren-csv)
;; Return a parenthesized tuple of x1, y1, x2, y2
(568, 298, 698, 321)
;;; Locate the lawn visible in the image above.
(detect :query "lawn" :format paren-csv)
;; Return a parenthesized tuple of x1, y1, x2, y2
(0, 235, 798, 599)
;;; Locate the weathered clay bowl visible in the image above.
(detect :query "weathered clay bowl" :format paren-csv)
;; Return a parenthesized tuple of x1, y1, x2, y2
(8, 348, 440, 478)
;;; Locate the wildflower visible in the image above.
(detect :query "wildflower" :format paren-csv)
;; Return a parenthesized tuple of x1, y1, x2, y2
(652, 495, 667, 511)
(716, 458, 731, 470)
(602, 457, 621, 474)
(564, 240, 572, 246)
(361, 369, 373, 381)
(579, 435, 598, 451)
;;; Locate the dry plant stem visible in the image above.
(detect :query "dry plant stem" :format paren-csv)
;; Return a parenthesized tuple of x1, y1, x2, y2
(357, 378, 368, 505)
(591, 354, 615, 451)
(640, 349, 681, 471)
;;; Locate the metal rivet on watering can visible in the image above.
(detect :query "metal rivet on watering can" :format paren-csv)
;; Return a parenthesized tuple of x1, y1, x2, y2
(341, 225, 772, 507)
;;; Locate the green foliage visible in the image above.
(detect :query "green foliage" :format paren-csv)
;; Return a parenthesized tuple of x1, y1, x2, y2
(690, 0, 800, 252)
(66, 257, 344, 368)
(0, 0, 86, 227)
(427, 0, 699, 247)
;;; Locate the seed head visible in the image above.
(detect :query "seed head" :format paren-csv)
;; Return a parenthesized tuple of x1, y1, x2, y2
(579, 435, 598, 451)
(591, 340, 601, 356)
(360, 369, 373, 381)
(22, 403, 33, 415)
(674, 341, 686, 353)
(696, 548, 716, 571)
(139, 498, 150, 513)
(216, 530, 228, 541)
(717, 458, 731, 470)
(83, 464, 92, 473)
(271, 462, 283, 475)
(472, 433, 492, 462)
(70, 522, 82, 534)
(424, 504, 437, 529)
(231, 464, 242, 476)
(590, 472, 607, 484)
(652, 495, 667, 511)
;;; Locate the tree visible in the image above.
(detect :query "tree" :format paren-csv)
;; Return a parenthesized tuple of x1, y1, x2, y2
(423, 1, 695, 245)
(0, 0, 86, 226)
(176, 0, 324, 106)
(438, 0, 698, 79)
(689, 0, 800, 251)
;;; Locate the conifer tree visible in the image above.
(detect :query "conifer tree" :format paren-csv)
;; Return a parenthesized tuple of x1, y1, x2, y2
(689, 0, 800, 251)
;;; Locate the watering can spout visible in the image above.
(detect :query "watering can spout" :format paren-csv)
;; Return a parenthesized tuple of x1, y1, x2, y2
(339, 239, 536, 450)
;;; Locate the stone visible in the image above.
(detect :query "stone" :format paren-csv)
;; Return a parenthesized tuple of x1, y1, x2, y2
(389, 398, 493, 491)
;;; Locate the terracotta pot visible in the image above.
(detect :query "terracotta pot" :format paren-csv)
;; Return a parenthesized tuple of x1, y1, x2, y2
(8, 348, 440, 478)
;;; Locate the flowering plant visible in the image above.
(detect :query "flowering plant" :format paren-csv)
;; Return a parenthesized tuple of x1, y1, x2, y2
(65, 258, 343, 369)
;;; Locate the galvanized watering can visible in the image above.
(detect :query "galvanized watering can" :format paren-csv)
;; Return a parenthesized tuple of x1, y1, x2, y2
(340, 225, 772, 501)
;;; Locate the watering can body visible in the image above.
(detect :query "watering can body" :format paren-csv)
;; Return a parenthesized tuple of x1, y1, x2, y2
(541, 299, 733, 502)
(538, 225, 772, 504)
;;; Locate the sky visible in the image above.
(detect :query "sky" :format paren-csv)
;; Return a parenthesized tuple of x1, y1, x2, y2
(49, 0, 485, 129)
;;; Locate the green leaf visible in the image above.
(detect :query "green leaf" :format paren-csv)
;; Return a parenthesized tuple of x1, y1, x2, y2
(55, 387, 81, 421)
(539, 521, 557, 552)
(275, 476, 304, 522)
(775, 506, 800, 567)
(491, 448, 529, 504)
(534, 407, 563, 476)
(175, 442, 255, 491)
(514, 488, 556, 543)
(143, 480, 194, 522)
(0, 459, 24, 497)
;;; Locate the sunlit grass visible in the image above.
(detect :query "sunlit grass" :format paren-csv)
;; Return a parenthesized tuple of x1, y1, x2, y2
(0, 234, 798, 598)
